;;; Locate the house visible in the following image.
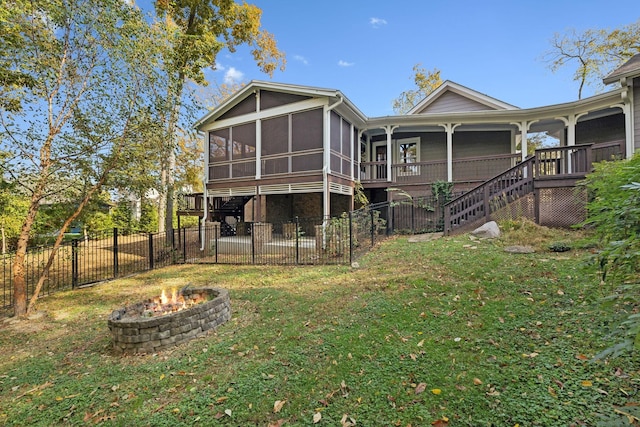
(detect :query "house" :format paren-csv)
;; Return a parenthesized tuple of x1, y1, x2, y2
(184, 54, 639, 233)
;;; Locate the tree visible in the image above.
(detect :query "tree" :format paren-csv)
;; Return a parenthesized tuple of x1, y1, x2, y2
(581, 154, 640, 356)
(0, 178, 28, 254)
(0, 2, 37, 112)
(154, 0, 285, 236)
(393, 64, 443, 114)
(0, 0, 160, 316)
(544, 20, 640, 99)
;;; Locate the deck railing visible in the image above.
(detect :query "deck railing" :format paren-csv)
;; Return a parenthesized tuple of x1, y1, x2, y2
(177, 193, 204, 212)
(360, 153, 520, 185)
(443, 140, 625, 234)
(443, 157, 535, 234)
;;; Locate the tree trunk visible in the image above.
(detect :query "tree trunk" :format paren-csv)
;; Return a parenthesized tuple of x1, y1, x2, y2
(163, 78, 184, 237)
(12, 191, 42, 317)
(1, 226, 5, 255)
(158, 166, 167, 233)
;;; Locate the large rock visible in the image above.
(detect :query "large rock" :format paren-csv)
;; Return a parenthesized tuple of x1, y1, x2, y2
(471, 221, 500, 239)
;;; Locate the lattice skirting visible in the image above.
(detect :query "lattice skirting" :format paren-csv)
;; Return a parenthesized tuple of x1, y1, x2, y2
(538, 187, 587, 227)
(491, 193, 536, 223)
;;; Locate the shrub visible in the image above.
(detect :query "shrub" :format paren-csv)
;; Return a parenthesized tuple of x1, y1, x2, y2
(581, 153, 640, 355)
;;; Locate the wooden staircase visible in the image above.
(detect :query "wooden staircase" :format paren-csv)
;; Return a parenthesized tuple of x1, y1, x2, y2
(443, 140, 625, 235)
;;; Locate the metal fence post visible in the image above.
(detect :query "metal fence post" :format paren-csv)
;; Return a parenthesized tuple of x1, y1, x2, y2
(411, 202, 415, 234)
(251, 223, 256, 264)
(148, 233, 154, 270)
(71, 239, 79, 289)
(214, 224, 219, 263)
(295, 216, 300, 265)
(113, 228, 119, 279)
(370, 208, 375, 248)
(182, 227, 187, 263)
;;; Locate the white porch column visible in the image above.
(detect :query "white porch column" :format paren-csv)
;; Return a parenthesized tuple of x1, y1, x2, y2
(624, 102, 634, 159)
(322, 104, 330, 218)
(357, 129, 365, 180)
(350, 123, 355, 180)
(439, 123, 460, 182)
(383, 125, 398, 182)
(556, 115, 576, 147)
(511, 120, 538, 162)
(612, 101, 636, 159)
(255, 119, 262, 179)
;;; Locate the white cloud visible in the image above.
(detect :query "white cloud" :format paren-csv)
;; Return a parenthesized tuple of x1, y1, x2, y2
(369, 17, 387, 28)
(338, 60, 355, 67)
(224, 67, 244, 84)
(294, 55, 309, 65)
(214, 61, 226, 71)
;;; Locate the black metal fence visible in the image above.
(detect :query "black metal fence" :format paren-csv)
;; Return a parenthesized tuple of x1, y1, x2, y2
(1, 200, 448, 309)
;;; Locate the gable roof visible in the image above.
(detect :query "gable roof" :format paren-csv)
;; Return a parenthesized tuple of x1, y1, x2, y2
(407, 80, 518, 115)
(603, 53, 640, 85)
(194, 80, 367, 130)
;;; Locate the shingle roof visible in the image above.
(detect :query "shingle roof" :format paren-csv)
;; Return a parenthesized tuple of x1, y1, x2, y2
(603, 54, 640, 85)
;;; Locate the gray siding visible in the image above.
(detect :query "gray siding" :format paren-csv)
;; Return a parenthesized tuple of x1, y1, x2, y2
(452, 131, 511, 158)
(420, 132, 446, 161)
(218, 94, 256, 120)
(417, 91, 497, 114)
(575, 113, 625, 145)
(260, 90, 311, 110)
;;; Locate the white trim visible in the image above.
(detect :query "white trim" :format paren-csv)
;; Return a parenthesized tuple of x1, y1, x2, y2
(408, 80, 519, 114)
(199, 98, 328, 132)
(255, 119, 261, 179)
(372, 140, 388, 181)
(208, 186, 257, 197)
(329, 182, 354, 196)
(395, 137, 421, 176)
(195, 80, 367, 130)
(259, 182, 324, 194)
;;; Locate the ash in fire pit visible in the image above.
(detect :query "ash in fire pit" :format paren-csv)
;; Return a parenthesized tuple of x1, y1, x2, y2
(108, 286, 231, 354)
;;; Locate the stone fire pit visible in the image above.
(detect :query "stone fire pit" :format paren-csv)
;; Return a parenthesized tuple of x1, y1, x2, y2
(108, 286, 231, 354)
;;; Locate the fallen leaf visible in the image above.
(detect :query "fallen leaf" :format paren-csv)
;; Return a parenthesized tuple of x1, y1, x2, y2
(431, 418, 449, 426)
(548, 386, 557, 397)
(415, 383, 427, 394)
(417, 339, 425, 347)
(473, 378, 483, 385)
(431, 388, 442, 395)
(224, 409, 232, 417)
(313, 412, 322, 423)
(268, 421, 285, 427)
(553, 378, 565, 389)
(581, 380, 593, 387)
(340, 413, 356, 427)
(575, 354, 588, 360)
(273, 400, 286, 413)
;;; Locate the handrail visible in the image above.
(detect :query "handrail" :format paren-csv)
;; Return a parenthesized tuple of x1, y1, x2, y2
(443, 139, 625, 235)
(443, 156, 535, 234)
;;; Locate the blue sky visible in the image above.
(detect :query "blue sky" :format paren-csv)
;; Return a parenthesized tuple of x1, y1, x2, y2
(202, 0, 638, 117)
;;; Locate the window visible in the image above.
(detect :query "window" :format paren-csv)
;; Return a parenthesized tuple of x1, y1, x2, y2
(209, 130, 229, 161)
(231, 122, 256, 159)
(397, 137, 420, 175)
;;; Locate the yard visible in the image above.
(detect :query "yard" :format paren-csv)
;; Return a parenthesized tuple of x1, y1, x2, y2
(0, 220, 638, 426)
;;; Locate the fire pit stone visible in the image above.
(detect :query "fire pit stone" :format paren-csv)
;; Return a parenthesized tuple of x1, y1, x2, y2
(108, 286, 231, 354)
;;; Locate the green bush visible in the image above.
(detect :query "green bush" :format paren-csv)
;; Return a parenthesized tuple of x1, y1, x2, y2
(581, 153, 640, 355)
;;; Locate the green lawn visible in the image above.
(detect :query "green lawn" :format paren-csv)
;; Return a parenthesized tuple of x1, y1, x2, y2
(1, 223, 638, 426)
